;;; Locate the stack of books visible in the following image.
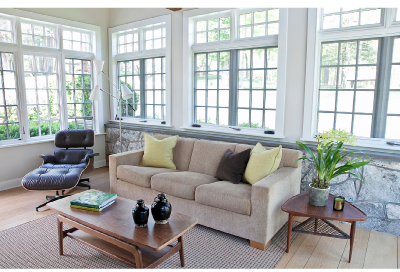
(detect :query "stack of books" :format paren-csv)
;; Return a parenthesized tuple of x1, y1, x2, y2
(70, 191, 117, 212)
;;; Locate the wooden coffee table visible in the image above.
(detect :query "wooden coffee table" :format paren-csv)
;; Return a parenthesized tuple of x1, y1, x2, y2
(48, 190, 198, 268)
(281, 192, 367, 263)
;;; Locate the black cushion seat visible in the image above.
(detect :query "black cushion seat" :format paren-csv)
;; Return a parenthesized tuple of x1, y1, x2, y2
(22, 167, 85, 191)
(41, 163, 88, 169)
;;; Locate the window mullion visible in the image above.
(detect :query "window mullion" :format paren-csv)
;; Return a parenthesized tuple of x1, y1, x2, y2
(140, 58, 146, 119)
(229, 49, 238, 126)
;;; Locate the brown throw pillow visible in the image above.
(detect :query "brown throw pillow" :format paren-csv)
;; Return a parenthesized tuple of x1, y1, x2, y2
(216, 148, 251, 184)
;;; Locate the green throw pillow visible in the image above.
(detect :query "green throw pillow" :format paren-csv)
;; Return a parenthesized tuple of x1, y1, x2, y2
(243, 143, 282, 185)
(140, 134, 179, 169)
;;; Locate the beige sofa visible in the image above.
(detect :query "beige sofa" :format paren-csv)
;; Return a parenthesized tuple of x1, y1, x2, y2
(109, 135, 302, 250)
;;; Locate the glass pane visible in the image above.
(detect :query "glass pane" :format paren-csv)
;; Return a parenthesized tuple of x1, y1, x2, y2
(197, 21, 206, 31)
(40, 121, 50, 136)
(335, 113, 352, 132)
(207, 107, 217, 124)
(219, 71, 229, 89)
(146, 105, 154, 119)
(353, 114, 372, 137)
(267, 23, 279, 35)
(220, 17, 230, 28)
(26, 89, 36, 104)
(319, 91, 336, 111)
(264, 110, 275, 129)
(321, 43, 339, 65)
(252, 70, 264, 89)
(8, 123, 19, 139)
(6, 106, 18, 122)
(208, 53, 218, 70)
(320, 67, 337, 89)
(338, 67, 356, 89)
(50, 105, 59, 119)
(240, 13, 252, 25)
(219, 52, 230, 70)
(238, 71, 250, 89)
(323, 14, 340, 29)
(265, 91, 277, 109)
(197, 32, 206, 43)
(267, 48, 278, 68)
(145, 75, 154, 89)
(196, 90, 206, 106)
(27, 106, 38, 120)
(268, 9, 279, 21)
(238, 109, 249, 127)
(254, 24, 266, 37)
(207, 72, 217, 89)
(208, 31, 218, 42)
(359, 40, 378, 64)
(3, 71, 15, 88)
(196, 107, 206, 123)
(154, 105, 162, 120)
(146, 91, 153, 104)
(196, 72, 205, 89)
(390, 65, 400, 89)
(238, 90, 249, 108)
(354, 91, 374, 113)
(254, 11, 266, 23)
(207, 90, 217, 107)
(356, 66, 376, 89)
(337, 91, 354, 112)
(219, 108, 229, 126)
(38, 89, 48, 104)
(387, 92, 400, 114)
(393, 38, 400, 63)
(251, 110, 263, 128)
(340, 41, 357, 65)
(240, 26, 251, 38)
(253, 49, 265, 69)
(251, 90, 264, 108)
(145, 59, 153, 74)
(386, 116, 400, 139)
(219, 90, 229, 107)
(360, 9, 381, 25)
(29, 122, 39, 137)
(318, 112, 334, 133)
(266, 70, 277, 89)
(342, 12, 359, 27)
(239, 50, 251, 69)
(2, 53, 14, 70)
(208, 19, 218, 30)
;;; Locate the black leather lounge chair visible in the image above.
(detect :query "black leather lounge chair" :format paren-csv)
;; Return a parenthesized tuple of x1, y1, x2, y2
(21, 129, 99, 211)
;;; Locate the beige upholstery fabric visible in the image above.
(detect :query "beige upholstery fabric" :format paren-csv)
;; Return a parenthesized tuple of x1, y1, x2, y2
(151, 171, 217, 200)
(188, 140, 237, 176)
(195, 181, 252, 215)
(117, 165, 176, 188)
(153, 135, 196, 171)
(235, 144, 303, 168)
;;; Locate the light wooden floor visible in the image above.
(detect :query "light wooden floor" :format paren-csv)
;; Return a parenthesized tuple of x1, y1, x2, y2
(0, 167, 398, 269)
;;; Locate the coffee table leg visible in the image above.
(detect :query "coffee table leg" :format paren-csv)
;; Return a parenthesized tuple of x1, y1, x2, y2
(178, 236, 185, 267)
(286, 213, 293, 253)
(349, 221, 356, 263)
(57, 216, 63, 255)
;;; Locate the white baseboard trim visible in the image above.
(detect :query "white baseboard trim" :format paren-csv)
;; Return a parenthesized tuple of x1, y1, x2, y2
(94, 159, 107, 169)
(0, 178, 22, 191)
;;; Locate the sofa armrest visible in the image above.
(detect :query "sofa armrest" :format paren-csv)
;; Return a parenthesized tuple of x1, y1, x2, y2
(109, 149, 144, 193)
(39, 154, 56, 164)
(249, 166, 302, 244)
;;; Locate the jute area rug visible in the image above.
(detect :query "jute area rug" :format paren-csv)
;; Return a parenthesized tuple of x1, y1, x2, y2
(0, 213, 298, 269)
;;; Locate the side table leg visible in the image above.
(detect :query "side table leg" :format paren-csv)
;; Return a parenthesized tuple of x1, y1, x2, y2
(178, 236, 185, 267)
(57, 216, 63, 255)
(349, 221, 356, 263)
(286, 213, 293, 253)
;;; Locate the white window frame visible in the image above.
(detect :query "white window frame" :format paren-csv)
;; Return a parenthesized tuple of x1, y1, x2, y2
(182, 8, 288, 139)
(0, 8, 102, 147)
(302, 8, 400, 152)
(108, 14, 172, 127)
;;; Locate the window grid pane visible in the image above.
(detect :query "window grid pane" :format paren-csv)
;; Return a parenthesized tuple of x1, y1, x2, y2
(237, 47, 277, 129)
(238, 9, 279, 39)
(117, 30, 139, 54)
(386, 37, 400, 139)
(195, 16, 230, 43)
(21, 22, 56, 48)
(322, 8, 382, 30)
(194, 51, 230, 125)
(0, 52, 19, 141)
(62, 29, 92, 52)
(24, 54, 60, 137)
(144, 57, 166, 120)
(317, 39, 379, 137)
(0, 17, 13, 43)
(144, 24, 166, 50)
(65, 58, 93, 129)
(117, 60, 141, 118)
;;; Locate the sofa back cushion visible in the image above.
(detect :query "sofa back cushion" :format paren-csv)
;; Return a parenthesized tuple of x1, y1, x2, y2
(188, 140, 237, 177)
(235, 144, 303, 168)
(153, 135, 196, 171)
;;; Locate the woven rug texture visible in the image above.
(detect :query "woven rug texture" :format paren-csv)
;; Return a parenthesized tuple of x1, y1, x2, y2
(0, 213, 298, 269)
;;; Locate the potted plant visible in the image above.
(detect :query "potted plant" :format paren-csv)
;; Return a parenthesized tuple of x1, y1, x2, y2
(295, 129, 371, 206)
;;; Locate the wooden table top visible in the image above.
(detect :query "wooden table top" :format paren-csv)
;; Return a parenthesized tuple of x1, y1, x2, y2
(281, 192, 367, 222)
(48, 190, 198, 251)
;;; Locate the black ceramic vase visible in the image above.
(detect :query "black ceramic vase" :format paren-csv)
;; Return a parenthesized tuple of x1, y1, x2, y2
(151, 193, 171, 224)
(132, 199, 149, 227)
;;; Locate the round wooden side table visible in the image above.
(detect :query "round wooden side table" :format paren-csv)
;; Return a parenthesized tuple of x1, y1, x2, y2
(281, 192, 367, 263)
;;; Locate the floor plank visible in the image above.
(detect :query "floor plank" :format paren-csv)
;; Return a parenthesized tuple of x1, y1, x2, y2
(338, 224, 370, 269)
(285, 234, 321, 268)
(275, 233, 307, 268)
(363, 230, 397, 269)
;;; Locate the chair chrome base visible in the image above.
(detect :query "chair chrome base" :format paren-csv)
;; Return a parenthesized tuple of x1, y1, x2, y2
(77, 178, 91, 189)
(36, 190, 69, 212)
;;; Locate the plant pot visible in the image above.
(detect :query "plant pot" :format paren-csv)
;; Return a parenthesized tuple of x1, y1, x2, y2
(308, 184, 330, 206)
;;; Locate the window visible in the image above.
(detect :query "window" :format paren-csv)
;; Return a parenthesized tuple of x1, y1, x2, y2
(184, 9, 287, 136)
(239, 9, 279, 38)
(0, 52, 19, 140)
(196, 16, 230, 43)
(24, 55, 60, 137)
(0, 17, 13, 43)
(109, 14, 171, 125)
(62, 29, 91, 52)
(21, 21, 56, 48)
(117, 30, 139, 54)
(65, 59, 93, 129)
(322, 8, 382, 29)
(144, 23, 166, 50)
(386, 37, 400, 139)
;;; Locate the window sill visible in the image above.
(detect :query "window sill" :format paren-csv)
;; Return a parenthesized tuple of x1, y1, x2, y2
(108, 120, 173, 129)
(180, 126, 285, 140)
(0, 132, 105, 150)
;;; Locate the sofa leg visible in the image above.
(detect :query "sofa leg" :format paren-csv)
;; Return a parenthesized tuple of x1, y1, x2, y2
(250, 239, 271, 251)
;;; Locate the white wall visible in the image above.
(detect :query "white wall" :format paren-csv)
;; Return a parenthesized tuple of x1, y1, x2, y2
(0, 8, 110, 189)
(108, 8, 309, 143)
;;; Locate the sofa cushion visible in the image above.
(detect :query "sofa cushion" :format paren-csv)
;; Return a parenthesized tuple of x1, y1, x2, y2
(215, 148, 251, 184)
(151, 171, 217, 200)
(188, 140, 237, 177)
(140, 133, 179, 169)
(153, 135, 196, 171)
(117, 165, 176, 188)
(195, 181, 252, 215)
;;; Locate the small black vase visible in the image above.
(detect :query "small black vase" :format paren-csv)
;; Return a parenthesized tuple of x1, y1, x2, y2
(151, 193, 171, 224)
(132, 199, 149, 227)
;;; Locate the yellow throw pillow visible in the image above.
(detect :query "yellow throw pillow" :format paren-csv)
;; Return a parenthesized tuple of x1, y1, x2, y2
(243, 143, 282, 185)
(140, 134, 179, 169)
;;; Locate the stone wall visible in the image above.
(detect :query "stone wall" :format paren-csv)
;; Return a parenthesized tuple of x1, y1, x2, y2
(105, 125, 400, 236)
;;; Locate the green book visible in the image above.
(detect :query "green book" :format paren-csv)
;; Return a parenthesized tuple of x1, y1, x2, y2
(70, 201, 115, 212)
(70, 191, 117, 209)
